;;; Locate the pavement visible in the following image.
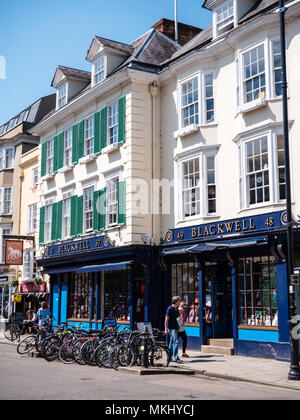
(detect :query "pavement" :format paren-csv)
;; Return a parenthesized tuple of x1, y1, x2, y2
(1, 333, 300, 392)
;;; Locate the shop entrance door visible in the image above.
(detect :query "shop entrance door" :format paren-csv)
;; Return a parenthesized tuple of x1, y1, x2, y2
(204, 268, 232, 339)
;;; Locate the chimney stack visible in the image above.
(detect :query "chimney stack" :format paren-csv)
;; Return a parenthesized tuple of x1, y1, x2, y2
(152, 18, 202, 46)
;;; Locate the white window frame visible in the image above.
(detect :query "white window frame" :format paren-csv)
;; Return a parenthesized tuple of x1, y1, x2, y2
(64, 128, 72, 167)
(46, 138, 54, 175)
(57, 83, 68, 109)
(106, 177, 119, 228)
(107, 102, 119, 145)
(0, 186, 13, 215)
(177, 71, 217, 135)
(84, 116, 94, 156)
(238, 129, 289, 210)
(28, 203, 37, 233)
(32, 167, 38, 188)
(176, 148, 219, 222)
(0, 224, 12, 264)
(22, 249, 37, 281)
(270, 38, 282, 98)
(0, 147, 14, 170)
(83, 186, 94, 233)
(44, 203, 53, 243)
(93, 55, 105, 86)
(62, 196, 71, 240)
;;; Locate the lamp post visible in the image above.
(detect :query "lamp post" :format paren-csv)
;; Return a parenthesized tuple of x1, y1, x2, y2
(279, 0, 300, 380)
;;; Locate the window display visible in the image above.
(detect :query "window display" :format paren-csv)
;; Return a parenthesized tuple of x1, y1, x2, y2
(104, 270, 130, 321)
(172, 263, 199, 324)
(68, 273, 90, 319)
(238, 256, 278, 327)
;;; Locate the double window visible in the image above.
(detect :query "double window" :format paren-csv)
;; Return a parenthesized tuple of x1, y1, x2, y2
(106, 178, 119, 227)
(178, 150, 218, 220)
(46, 138, 54, 175)
(215, 0, 234, 36)
(44, 204, 53, 243)
(62, 197, 71, 239)
(238, 131, 286, 209)
(23, 250, 37, 281)
(64, 128, 72, 166)
(107, 102, 119, 145)
(179, 71, 215, 131)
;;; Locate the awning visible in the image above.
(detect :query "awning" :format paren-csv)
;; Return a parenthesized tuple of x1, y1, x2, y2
(76, 260, 133, 274)
(42, 267, 78, 275)
(161, 236, 268, 256)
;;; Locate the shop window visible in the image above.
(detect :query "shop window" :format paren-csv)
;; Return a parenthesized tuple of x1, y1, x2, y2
(104, 270, 130, 321)
(171, 263, 199, 324)
(68, 273, 91, 319)
(237, 256, 278, 327)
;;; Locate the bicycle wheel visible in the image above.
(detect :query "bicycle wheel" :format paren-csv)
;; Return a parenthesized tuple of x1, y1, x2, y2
(108, 345, 121, 370)
(149, 344, 171, 367)
(17, 335, 37, 355)
(95, 342, 112, 368)
(80, 340, 96, 366)
(59, 340, 78, 364)
(117, 344, 135, 368)
(73, 339, 86, 365)
(4, 324, 18, 342)
(43, 337, 61, 362)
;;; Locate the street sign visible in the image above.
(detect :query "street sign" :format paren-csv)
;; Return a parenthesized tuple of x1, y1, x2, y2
(13, 294, 22, 303)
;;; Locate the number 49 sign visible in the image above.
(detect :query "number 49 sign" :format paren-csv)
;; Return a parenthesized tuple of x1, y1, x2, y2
(5, 240, 23, 265)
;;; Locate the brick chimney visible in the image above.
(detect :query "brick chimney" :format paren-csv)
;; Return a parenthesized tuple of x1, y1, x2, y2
(152, 18, 202, 46)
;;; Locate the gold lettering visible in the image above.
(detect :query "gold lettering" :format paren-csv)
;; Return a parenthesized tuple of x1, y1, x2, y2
(249, 219, 256, 230)
(235, 221, 241, 231)
(242, 220, 249, 231)
(198, 227, 203, 237)
(218, 224, 224, 234)
(225, 222, 234, 232)
(203, 226, 209, 236)
(209, 225, 216, 235)
(192, 228, 197, 238)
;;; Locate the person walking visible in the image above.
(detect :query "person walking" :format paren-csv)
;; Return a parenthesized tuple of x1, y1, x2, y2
(178, 301, 189, 358)
(164, 296, 183, 364)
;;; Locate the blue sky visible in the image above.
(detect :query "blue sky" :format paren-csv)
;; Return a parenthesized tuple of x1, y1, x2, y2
(0, 0, 212, 125)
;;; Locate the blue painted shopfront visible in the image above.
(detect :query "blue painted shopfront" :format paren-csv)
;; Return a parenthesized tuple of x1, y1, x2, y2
(38, 210, 300, 360)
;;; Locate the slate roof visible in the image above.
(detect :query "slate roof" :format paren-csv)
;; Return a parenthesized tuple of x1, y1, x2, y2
(0, 94, 56, 138)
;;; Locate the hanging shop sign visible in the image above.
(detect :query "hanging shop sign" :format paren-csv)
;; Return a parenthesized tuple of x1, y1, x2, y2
(42, 234, 116, 259)
(5, 241, 23, 265)
(163, 210, 300, 245)
(13, 294, 22, 303)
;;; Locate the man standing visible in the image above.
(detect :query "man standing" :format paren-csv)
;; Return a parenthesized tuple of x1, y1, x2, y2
(165, 296, 183, 363)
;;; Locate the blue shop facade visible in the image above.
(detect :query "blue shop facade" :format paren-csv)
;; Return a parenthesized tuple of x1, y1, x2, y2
(38, 209, 300, 360)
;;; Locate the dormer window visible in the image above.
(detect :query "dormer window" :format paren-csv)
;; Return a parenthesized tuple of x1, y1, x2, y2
(23, 108, 30, 122)
(93, 56, 105, 85)
(57, 83, 67, 109)
(213, 0, 235, 38)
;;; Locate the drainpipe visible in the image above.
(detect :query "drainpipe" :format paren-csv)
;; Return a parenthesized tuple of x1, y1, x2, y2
(149, 82, 159, 246)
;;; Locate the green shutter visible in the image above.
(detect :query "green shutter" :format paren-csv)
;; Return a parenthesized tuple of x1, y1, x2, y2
(39, 206, 45, 244)
(77, 195, 83, 236)
(70, 195, 78, 237)
(41, 142, 47, 177)
(93, 190, 100, 232)
(53, 135, 59, 173)
(51, 203, 58, 242)
(56, 200, 63, 241)
(100, 107, 107, 151)
(72, 124, 79, 165)
(58, 132, 64, 169)
(99, 188, 106, 231)
(118, 180, 126, 226)
(94, 111, 101, 155)
(78, 120, 85, 159)
(118, 96, 126, 144)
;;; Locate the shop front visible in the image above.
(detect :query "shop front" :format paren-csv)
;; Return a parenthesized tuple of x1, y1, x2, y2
(160, 210, 298, 360)
(37, 234, 154, 331)
(0, 276, 10, 320)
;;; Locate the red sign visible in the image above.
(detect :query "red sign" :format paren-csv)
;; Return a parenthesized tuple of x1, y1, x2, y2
(20, 282, 46, 293)
(5, 240, 23, 265)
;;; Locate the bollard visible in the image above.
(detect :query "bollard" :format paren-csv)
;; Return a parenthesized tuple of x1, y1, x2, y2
(140, 334, 149, 368)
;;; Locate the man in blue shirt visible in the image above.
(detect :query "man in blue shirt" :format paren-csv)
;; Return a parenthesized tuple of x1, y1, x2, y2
(165, 296, 183, 363)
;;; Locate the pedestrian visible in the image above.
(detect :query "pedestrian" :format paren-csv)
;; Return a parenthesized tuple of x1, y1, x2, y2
(36, 301, 50, 329)
(164, 296, 183, 364)
(178, 301, 189, 358)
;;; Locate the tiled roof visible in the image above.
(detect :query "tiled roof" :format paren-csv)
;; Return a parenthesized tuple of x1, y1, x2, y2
(94, 36, 134, 55)
(57, 65, 91, 81)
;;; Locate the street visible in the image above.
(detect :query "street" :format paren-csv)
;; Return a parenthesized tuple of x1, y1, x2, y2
(1, 343, 300, 401)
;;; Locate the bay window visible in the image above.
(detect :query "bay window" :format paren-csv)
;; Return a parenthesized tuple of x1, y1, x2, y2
(238, 130, 286, 209)
(0, 147, 14, 170)
(181, 76, 199, 128)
